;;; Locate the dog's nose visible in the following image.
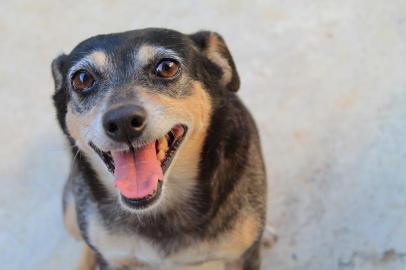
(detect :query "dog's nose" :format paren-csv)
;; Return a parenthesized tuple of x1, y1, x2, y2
(103, 105, 147, 142)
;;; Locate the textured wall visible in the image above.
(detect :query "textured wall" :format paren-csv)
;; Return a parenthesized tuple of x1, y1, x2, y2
(0, 1, 405, 269)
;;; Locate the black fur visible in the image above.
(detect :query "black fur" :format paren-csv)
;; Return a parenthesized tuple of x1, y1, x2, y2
(52, 28, 266, 270)
(189, 31, 240, 92)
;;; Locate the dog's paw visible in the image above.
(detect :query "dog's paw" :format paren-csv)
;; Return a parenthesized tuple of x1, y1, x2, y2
(262, 225, 278, 249)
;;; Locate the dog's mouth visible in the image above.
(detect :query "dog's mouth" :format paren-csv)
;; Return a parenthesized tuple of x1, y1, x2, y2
(89, 124, 187, 209)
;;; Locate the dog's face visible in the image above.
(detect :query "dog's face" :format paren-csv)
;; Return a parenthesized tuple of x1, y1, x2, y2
(52, 28, 239, 212)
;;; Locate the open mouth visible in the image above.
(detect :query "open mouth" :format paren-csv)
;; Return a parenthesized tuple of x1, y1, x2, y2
(89, 124, 187, 209)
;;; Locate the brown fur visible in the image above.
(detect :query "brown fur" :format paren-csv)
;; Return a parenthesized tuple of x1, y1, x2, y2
(89, 51, 108, 68)
(63, 199, 81, 240)
(167, 213, 259, 266)
(205, 34, 233, 87)
(139, 80, 212, 180)
(76, 244, 97, 270)
(219, 214, 259, 259)
(136, 45, 159, 65)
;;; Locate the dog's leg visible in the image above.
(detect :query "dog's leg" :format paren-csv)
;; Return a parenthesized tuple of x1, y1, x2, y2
(183, 260, 225, 270)
(76, 244, 97, 270)
(63, 177, 81, 240)
(226, 225, 277, 270)
(225, 260, 243, 270)
(241, 243, 261, 270)
(225, 244, 260, 270)
(63, 198, 81, 240)
(64, 180, 97, 269)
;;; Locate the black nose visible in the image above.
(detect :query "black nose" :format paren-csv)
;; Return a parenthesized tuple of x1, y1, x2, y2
(103, 105, 147, 142)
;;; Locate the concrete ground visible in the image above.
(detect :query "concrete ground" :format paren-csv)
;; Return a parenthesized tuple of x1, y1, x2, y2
(0, 0, 405, 269)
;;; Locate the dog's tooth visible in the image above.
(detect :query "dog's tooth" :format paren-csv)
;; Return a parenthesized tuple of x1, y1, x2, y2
(157, 136, 169, 152)
(162, 137, 169, 150)
(157, 150, 166, 161)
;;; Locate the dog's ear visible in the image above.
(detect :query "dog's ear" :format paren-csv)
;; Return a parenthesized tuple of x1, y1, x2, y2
(189, 31, 240, 92)
(51, 54, 70, 134)
(51, 54, 68, 92)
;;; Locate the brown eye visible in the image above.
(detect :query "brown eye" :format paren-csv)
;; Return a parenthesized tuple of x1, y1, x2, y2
(72, 70, 95, 91)
(155, 59, 179, 78)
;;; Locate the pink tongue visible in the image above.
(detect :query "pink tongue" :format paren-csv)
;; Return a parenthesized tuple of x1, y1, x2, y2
(112, 142, 163, 199)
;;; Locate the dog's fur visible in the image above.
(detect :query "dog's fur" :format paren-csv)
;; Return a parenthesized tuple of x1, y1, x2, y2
(52, 28, 267, 270)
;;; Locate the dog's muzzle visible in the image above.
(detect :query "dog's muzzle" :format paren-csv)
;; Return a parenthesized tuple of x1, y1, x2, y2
(90, 104, 188, 210)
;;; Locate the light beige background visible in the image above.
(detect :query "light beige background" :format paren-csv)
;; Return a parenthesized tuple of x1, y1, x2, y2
(0, 0, 405, 269)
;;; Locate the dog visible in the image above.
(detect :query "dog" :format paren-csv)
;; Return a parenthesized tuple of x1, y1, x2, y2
(52, 28, 268, 270)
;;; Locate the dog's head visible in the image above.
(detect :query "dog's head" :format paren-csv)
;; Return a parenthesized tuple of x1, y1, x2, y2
(52, 28, 239, 212)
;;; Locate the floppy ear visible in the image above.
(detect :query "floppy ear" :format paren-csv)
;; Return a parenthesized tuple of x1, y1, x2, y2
(189, 31, 240, 92)
(51, 54, 70, 134)
(51, 53, 68, 92)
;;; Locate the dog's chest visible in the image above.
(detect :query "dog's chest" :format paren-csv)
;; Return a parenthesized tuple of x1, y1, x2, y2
(88, 218, 231, 270)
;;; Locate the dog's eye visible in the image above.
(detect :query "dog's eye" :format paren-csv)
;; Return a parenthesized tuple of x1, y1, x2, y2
(155, 59, 179, 78)
(72, 70, 95, 91)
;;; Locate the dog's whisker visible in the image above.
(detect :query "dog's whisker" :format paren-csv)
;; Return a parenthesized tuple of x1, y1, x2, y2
(70, 148, 81, 172)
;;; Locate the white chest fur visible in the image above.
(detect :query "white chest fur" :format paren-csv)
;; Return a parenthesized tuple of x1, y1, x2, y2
(88, 211, 257, 270)
(87, 217, 228, 270)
